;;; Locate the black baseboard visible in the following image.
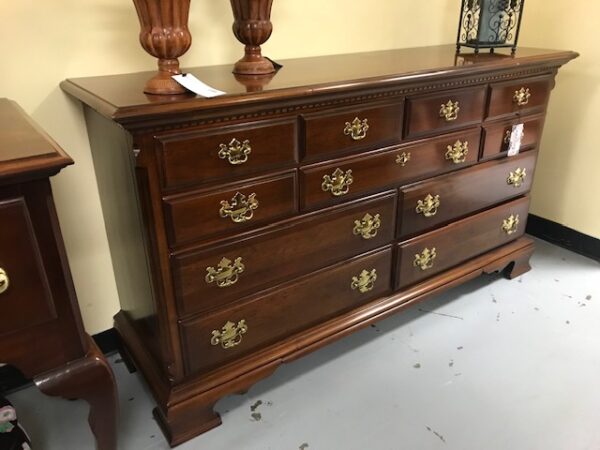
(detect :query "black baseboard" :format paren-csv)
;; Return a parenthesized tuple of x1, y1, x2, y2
(526, 214, 600, 262)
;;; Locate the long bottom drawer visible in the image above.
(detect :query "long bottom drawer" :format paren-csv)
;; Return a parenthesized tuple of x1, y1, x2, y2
(396, 196, 530, 289)
(181, 246, 393, 375)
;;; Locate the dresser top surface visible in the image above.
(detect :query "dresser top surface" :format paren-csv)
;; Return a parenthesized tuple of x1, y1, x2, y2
(61, 45, 577, 123)
(0, 99, 73, 181)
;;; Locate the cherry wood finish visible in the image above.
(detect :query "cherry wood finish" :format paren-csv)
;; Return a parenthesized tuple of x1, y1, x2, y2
(61, 46, 576, 447)
(487, 75, 553, 119)
(481, 113, 545, 160)
(0, 99, 117, 450)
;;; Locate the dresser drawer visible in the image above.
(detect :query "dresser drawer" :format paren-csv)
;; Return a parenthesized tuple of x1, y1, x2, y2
(481, 114, 544, 160)
(181, 246, 393, 374)
(173, 192, 396, 316)
(0, 197, 56, 335)
(404, 86, 486, 139)
(164, 171, 297, 247)
(487, 76, 552, 119)
(157, 119, 298, 190)
(302, 102, 404, 161)
(396, 196, 530, 289)
(398, 150, 537, 238)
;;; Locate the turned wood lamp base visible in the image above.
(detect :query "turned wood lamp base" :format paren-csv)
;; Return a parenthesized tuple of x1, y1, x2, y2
(144, 59, 187, 96)
(233, 46, 275, 76)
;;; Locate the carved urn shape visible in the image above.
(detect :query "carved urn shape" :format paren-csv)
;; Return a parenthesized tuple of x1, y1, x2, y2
(230, 0, 276, 75)
(132, 0, 192, 95)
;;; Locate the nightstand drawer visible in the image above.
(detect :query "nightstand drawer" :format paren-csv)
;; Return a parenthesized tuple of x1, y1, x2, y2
(302, 102, 404, 161)
(398, 150, 537, 238)
(482, 114, 544, 160)
(181, 246, 393, 375)
(396, 196, 530, 289)
(405, 86, 486, 139)
(157, 119, 298, 190)
(164, 171, 297, 247)
(487, 76, 552, 119)
(173, 192, 396, 317)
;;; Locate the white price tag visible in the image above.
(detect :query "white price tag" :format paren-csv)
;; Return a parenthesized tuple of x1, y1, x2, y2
(172, 74, 226, 98)
(507, 123, 524, 157)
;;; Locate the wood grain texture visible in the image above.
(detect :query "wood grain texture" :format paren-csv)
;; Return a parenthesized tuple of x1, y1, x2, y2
(481, 113, 545, 160)
(487, 75, 553, 119)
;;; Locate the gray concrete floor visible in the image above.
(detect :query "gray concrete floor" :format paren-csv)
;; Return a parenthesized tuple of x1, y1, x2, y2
(7, 237, 600, 450)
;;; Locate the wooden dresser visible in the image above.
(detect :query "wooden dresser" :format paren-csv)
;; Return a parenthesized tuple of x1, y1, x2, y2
(61, 45, 577, 446)
(0, 99, 117, 450)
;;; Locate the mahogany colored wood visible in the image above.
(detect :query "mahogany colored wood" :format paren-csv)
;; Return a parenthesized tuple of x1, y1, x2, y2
(487, 75, 553, 119)
(61, 47, 577, 447)
(132, 0, 192, 95)
(230, 0, 275, 75)
(398, 150, 538, 238)
(404, 86, 487, 139)
(164, 171, 297, 247)
(481, 113, 545, 160)
(173, 192, 396, 316)
(0, 100, 117, 450)
(396, 196, 530, 289)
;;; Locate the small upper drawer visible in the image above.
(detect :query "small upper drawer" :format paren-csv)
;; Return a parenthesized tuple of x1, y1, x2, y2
(302, 102, 404, 161)
(157, 119, 298, 190)
(398, 150, 537, 238)
(404, 86, 486, 139)
(482, 114, 545, 160)
(164, 171, 297, 247)
(487, 76, 552, 119)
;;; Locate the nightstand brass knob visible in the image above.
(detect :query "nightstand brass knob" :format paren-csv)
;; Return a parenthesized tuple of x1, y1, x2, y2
(439, 100, 460, 122)
(415, 194, 441, 218)
(344, 117, 369, 141)
(211, 320, 248, 349)
(414, 247, 437, 271)
(353, 213, 381, 240)
(445, 140, 469, 164)
(322, 168, 353, 197)
(507, 168, 527, 188)
(351, 269, 377, 294)
(218, 138, 251, 165)
(0, 268, 9, 294)
(219, 192, 259, 223)
(502, 214, 520, 235)
(513, 87, 531, 106)
(205, 257, 245, 288)
(396, 152, 411, 167)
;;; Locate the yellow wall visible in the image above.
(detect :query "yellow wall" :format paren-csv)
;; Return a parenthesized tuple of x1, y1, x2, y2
(0, 1, 594, 334)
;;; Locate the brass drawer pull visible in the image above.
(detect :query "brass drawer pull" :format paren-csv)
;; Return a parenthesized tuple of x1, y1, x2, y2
(415, 194, 441, 217)
(211, 320, 248, 349)
(218, 138, 251, 165)
(344, 117, 369, 141)
(219, 192, 259, 223)
(205, 257, 245, 288)
(396, 152, 411, 167)
(351, 269, 377, 294)
(353, 213, 381, 240)
(414, 247, 437, 271)
(322, 168, 353, 197)
(439, 100, 460, 122)
(502, 214, 520, 235)
(445, 140, 469, 164)
(507, 168, 527, 188)
(0, 268, 9, 294)
(513, 87, 531, 106)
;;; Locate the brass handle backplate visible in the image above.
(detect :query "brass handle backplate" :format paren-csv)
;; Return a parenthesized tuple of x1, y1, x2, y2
(219, 191, 259, 223)
(440, 100, 460, 122)
(351, 269, 377, 294)
(322, 168, 353, 197)
(205, 257, 245, 288)
(353, 213, 381, 240)
(507, 168, 527, 188)
(396, 152, 411, 167)
(513, 87, 531, 106)
(414, 247, 437, 271)
(344, 117, 369, 141)
(445, 140, 469, 164)
(415, 194, 441, 218)
(502, 214, 520, 235)
(211, 320, 248, 349)
(218, 138, 251, 165)
(0, 268, 9, 294)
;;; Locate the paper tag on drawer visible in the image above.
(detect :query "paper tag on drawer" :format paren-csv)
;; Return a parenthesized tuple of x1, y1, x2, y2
(172, 74, 225, 98)
(507, 123, 524, 157)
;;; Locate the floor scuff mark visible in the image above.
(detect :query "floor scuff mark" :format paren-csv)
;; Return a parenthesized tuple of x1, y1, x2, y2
(449, 360, 454, 367)
(418, 308, 464, 321)
(250, 399, 272, 422)
(413, 363, 421, 369)
(299, 443, 309, 450)
(426, 426, 446, 443)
